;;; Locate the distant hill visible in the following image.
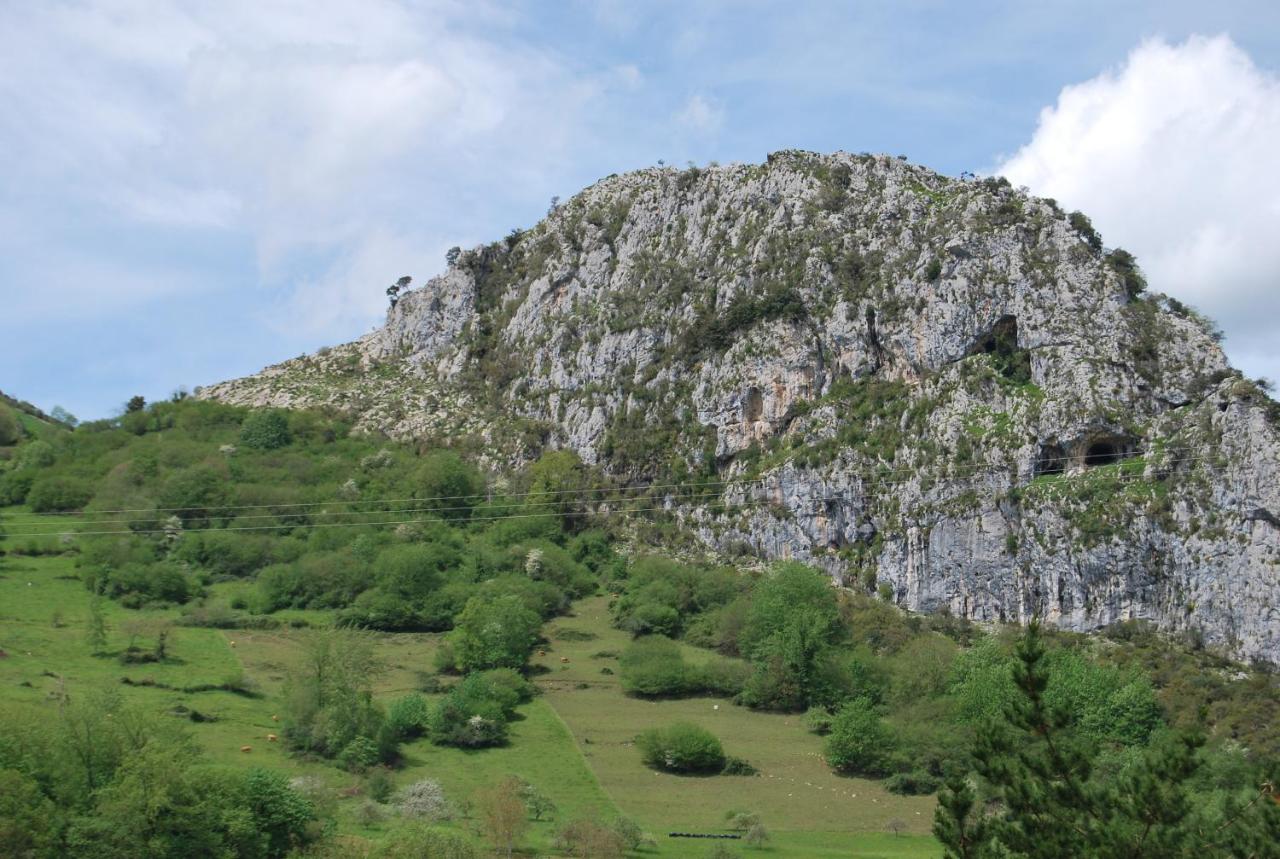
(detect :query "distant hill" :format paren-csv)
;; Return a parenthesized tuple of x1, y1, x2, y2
(202, 150, 1280, 665)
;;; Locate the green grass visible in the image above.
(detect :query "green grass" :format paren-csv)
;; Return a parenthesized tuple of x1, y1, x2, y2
(0, 506, 942, 857)
(531, 596, 940, 855)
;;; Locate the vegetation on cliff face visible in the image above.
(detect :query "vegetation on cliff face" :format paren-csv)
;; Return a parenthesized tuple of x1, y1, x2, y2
(2, 392, 1279, 856)
(197, 150, 1280, 667)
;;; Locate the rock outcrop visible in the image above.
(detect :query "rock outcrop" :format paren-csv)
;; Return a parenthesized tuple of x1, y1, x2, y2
(203, 151, 1280, 664)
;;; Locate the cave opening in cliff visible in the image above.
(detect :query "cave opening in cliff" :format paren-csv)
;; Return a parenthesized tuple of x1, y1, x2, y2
(1084, 440, 1122, 466)
(743, 386, 764, 422)
(1036, 443, 1066, 476)
(969, 315, 1032, 384)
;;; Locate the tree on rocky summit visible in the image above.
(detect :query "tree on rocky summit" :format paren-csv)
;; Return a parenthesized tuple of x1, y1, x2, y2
(386, 275, 411, 309)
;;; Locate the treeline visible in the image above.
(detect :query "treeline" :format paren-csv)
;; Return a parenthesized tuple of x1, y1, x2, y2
(609, 556, 1280, 813)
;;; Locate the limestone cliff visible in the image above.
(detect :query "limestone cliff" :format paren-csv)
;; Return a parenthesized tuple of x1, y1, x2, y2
(201, 151, 1280, 663)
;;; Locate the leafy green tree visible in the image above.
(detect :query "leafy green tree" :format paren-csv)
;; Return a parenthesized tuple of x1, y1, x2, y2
(823, 697, 895, 775)
(0, 407, 22, 445)
(415, 450, 483, 519)
(0, 768, 61, 857)
(86, 593, 108, 655)
(27, 476, 93, 512)
(934, 623, 1280, 858)
(125, 395, 146, 413)
(450, 595, 541, 672)
(239, 410, 292, 450)
(525, 449, 587, 523)
(282, 628, 390, 764)
(739, 562, 841, 659)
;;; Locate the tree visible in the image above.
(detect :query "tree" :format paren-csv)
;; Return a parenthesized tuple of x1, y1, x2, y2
(386, 275, 412, 309)
(554, 819, 624, 858)
(414, 451, 483, 520)
(636, 722, 725, 774)
(525, 450, 588, 524)
(823, 697, 894, 775)
(933, 622, 1280, 858)
(0, 768, 60, 857)
(86, 594, 108, 655)
(239, 410, 291, 450)
(50, 406, 78, 427)
(0, 407, 21, 445)
(475, 776, 528, 859)
(282, 628, 390, 763)
(449, 595, 541, 673)
(445, 246, 461, 267)
(125, 395, 146, 413)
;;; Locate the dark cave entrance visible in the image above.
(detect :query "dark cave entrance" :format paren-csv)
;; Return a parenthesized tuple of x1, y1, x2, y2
(968, 315, 1032, 384)
(1084, 439, 1123, 466)
(1036, 444, 1066, 476)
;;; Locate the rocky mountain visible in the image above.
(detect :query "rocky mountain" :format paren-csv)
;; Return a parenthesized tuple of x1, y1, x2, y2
(202, 150, 1280, 664)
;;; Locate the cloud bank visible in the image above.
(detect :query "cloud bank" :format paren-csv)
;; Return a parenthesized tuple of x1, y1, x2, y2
(998, 34, 1280, 383)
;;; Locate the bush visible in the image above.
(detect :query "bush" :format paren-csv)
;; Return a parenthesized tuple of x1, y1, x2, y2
(884, 770, 941, 795)
(386, 693, 431, 740)
(803, 706, 835, 735)
(620, 636, 689, 696)
(0, 407, 22, 445)
(369, 823, 477, 859)
(450, 595, 542, 672)
(824, 698, 895, 775)
(240, 409, 292, 450)
(636, 722, 725, 774)
(1068, 210, 1102, 252)
(398, 779, 452, 821)
(27, 475, 93, 512)
(554, 819, 625, 858)
(1106, 248, 1146, 299)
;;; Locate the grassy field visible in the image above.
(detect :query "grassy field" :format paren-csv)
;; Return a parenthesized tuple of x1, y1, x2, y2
(0, 505, 941, 857)
(532, 596, 939, 856)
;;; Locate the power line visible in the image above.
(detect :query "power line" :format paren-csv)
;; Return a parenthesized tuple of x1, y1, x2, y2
(17, 444, 1208, 524)
(0, 458, 1210, 539)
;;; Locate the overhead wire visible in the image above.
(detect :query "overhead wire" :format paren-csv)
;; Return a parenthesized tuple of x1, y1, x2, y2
(0, 451, 1212, 539)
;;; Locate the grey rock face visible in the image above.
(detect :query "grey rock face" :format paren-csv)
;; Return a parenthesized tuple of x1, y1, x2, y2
(202, 150, 1280, 664)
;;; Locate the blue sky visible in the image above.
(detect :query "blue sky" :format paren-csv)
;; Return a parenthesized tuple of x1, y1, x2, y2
(3, 1, 1279, 421)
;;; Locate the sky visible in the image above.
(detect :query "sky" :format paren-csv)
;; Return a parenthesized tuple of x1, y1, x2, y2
(2, 1, 1279, 421)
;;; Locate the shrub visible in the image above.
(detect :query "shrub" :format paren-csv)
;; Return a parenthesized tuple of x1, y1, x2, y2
(398, 779, 452, 821)
(1106, 248, 1146, 299)
(450, 595, 541, 672)
(803, 706, 835, 735)
(27, 475, 93, 512)
(0, 407, 22, 445)
(884, 770, 941, 795)
(386, 693, 431, 740)
(824, 698, 895, 775)
(637, 722, 726, 774)
(1068, 210, 1102, 252)
(620, 636, 689, 696)
(554, 819, 625, 858)
(721, 756, 758, 776)
(369, 823, 477, 859)
(240, 409, 292, 450)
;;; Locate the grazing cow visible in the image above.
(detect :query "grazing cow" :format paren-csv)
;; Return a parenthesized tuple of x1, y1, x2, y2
(240, 745, 252, 753)
(267, 733, 277, 742)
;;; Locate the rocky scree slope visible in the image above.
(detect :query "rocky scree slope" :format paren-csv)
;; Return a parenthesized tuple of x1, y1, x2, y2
(202, 151, 1280, 664)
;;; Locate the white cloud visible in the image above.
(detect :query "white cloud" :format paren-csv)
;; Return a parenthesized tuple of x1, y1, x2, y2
(998, 34, 1280, 383)
(675, 94, 725, 135)
(0, 0, 603, 339)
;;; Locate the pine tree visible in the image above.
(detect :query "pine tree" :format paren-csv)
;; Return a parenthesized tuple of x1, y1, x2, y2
(934, 622, 1280, 858)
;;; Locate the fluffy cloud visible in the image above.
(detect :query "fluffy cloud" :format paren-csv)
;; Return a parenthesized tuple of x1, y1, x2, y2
(675, 94, 725, 135)
(0, 0, 610, 342)
(998, 35, 1280, 383)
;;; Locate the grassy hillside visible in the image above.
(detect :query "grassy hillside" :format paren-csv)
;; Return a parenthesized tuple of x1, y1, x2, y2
(1, 397, 1277, 857)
